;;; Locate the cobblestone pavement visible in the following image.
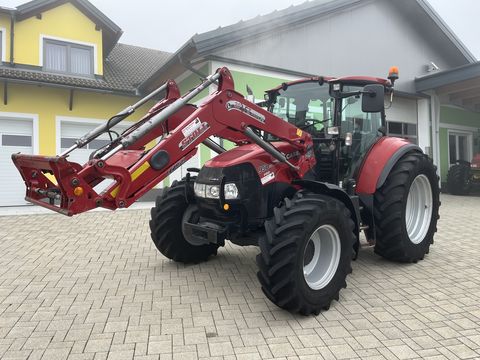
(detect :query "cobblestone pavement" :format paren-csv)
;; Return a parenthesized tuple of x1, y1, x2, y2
(0, 194, 479, 360)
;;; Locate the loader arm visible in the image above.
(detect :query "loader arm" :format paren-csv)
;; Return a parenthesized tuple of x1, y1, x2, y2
(12, 67, 315, 216)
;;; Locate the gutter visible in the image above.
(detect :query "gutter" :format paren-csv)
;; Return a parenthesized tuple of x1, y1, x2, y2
(206, 55, 317, 79)
(9, 10, 15, 66)
(0, 77, 138, 97)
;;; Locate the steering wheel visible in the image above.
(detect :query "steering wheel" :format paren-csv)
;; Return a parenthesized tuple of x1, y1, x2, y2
(298, 118, 330, 131)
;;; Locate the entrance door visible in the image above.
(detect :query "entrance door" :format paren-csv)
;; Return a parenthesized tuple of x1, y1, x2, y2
(448, 131, 472, 166)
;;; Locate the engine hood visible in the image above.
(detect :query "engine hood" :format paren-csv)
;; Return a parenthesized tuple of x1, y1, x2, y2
(206, 142, 301, 169)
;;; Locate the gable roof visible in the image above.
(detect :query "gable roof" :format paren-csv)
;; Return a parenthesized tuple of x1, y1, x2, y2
(15, 0, 123, 55)
(140, 0, 476, 91)
(0, 43, 171, 95)
(103, 43, 171, 91)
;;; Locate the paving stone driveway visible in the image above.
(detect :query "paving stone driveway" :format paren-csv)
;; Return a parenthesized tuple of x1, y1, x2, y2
(0, 194, 479, 360)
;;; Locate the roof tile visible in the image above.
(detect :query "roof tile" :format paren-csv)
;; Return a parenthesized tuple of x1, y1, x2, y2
(0, 43, 171, 94)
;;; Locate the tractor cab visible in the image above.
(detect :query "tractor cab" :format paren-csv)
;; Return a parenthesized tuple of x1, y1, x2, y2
(265, 74, 391, 186)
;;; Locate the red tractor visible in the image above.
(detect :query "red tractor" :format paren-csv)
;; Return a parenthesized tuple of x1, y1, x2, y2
(12, 66, 440, 315)
(447, 154, 480, 195)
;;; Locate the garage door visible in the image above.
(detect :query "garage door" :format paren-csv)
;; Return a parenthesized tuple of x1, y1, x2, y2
(0, 118, 34, 206)
(60, 121, 131, 194)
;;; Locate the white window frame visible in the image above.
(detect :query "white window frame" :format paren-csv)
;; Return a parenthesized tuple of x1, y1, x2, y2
(387, 120, 418, 143)
(0, 112, 39, 154)
(0, 27, 6, 62)
(39, 35, 98, 75)
(447, 129, 473, 168)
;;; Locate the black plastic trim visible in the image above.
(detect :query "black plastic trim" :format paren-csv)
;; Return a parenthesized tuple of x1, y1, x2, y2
(149, 150, 170, 171)
(376, 144, 422, 189)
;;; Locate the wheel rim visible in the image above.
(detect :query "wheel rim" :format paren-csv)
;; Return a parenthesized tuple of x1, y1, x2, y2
(303, 225, 341, 290)
(405, 174, 433, 244)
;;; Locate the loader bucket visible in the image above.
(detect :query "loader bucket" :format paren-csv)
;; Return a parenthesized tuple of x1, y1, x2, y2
(11, 154, 100, 216)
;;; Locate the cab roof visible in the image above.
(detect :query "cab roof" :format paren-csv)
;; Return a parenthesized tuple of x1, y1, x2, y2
(266, 76, 390, 94)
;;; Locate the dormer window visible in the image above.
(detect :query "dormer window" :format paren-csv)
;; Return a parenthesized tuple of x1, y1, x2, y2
(43, 39, 94, 77)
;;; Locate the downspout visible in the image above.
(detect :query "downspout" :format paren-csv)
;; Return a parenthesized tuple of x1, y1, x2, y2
(427, 90, 441, 188)
(9, 10, 15, 66)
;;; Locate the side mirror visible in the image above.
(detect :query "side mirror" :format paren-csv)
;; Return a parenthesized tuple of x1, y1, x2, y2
(362, 84, 385, 113)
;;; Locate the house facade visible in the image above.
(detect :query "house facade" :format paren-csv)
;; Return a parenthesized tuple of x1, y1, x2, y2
(0, 0, 173, 206)
(140, 0, 480, 187)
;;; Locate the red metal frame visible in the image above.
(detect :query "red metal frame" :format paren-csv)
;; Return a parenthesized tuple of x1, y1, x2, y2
(12, 67, 315, 216)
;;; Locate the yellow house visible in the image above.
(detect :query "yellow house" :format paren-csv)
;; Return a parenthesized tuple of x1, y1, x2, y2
(0, 0, 171, 206)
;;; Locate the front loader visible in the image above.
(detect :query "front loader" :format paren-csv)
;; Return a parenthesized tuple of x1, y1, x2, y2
(12, 66, 440, 315)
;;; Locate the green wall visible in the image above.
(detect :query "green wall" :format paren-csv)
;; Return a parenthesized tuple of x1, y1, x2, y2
(229, 69, 288, 99)
(440, 106, 480, 128)
(439, 106, 480, 181)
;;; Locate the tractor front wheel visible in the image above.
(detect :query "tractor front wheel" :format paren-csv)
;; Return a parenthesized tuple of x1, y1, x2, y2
(374, 152, 440, 262)
(149, 180, 219, 263)
(257, 192, 355, 315)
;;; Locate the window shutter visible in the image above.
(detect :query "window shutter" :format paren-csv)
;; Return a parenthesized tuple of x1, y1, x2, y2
(45, 42, 67, 72)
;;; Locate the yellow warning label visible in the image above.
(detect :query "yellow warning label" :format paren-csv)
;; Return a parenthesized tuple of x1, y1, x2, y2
(110, 161, 151, 198)
(296, 129, 303, 137)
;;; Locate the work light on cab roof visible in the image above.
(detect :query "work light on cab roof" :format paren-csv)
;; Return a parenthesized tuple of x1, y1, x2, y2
(388, 66, 399, 84)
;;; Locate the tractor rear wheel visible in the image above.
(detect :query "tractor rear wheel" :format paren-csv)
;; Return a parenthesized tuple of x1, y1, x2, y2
(149, 180, 219, 263)
(257, 191, 355, 315)
(374, 152, 440, 263)
(447, 163, 471, 195)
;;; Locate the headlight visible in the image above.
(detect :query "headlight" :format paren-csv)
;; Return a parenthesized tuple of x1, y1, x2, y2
(224, 183, 239, 199)
(327, 126, 339, 135)
(206, 185, 220, 199)
(193, 182, 240, 200)
(194, 183, 205, 197)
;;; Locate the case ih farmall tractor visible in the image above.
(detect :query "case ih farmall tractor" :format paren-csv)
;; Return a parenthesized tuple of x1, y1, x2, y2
(12, 66, 440, 315)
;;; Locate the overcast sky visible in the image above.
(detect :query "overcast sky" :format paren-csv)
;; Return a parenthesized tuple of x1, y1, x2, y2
(2, 0, 479, 59)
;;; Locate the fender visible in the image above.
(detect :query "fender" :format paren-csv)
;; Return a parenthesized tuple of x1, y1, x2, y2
(293, 179, 361, 257)
(356, 137, 422, 195)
